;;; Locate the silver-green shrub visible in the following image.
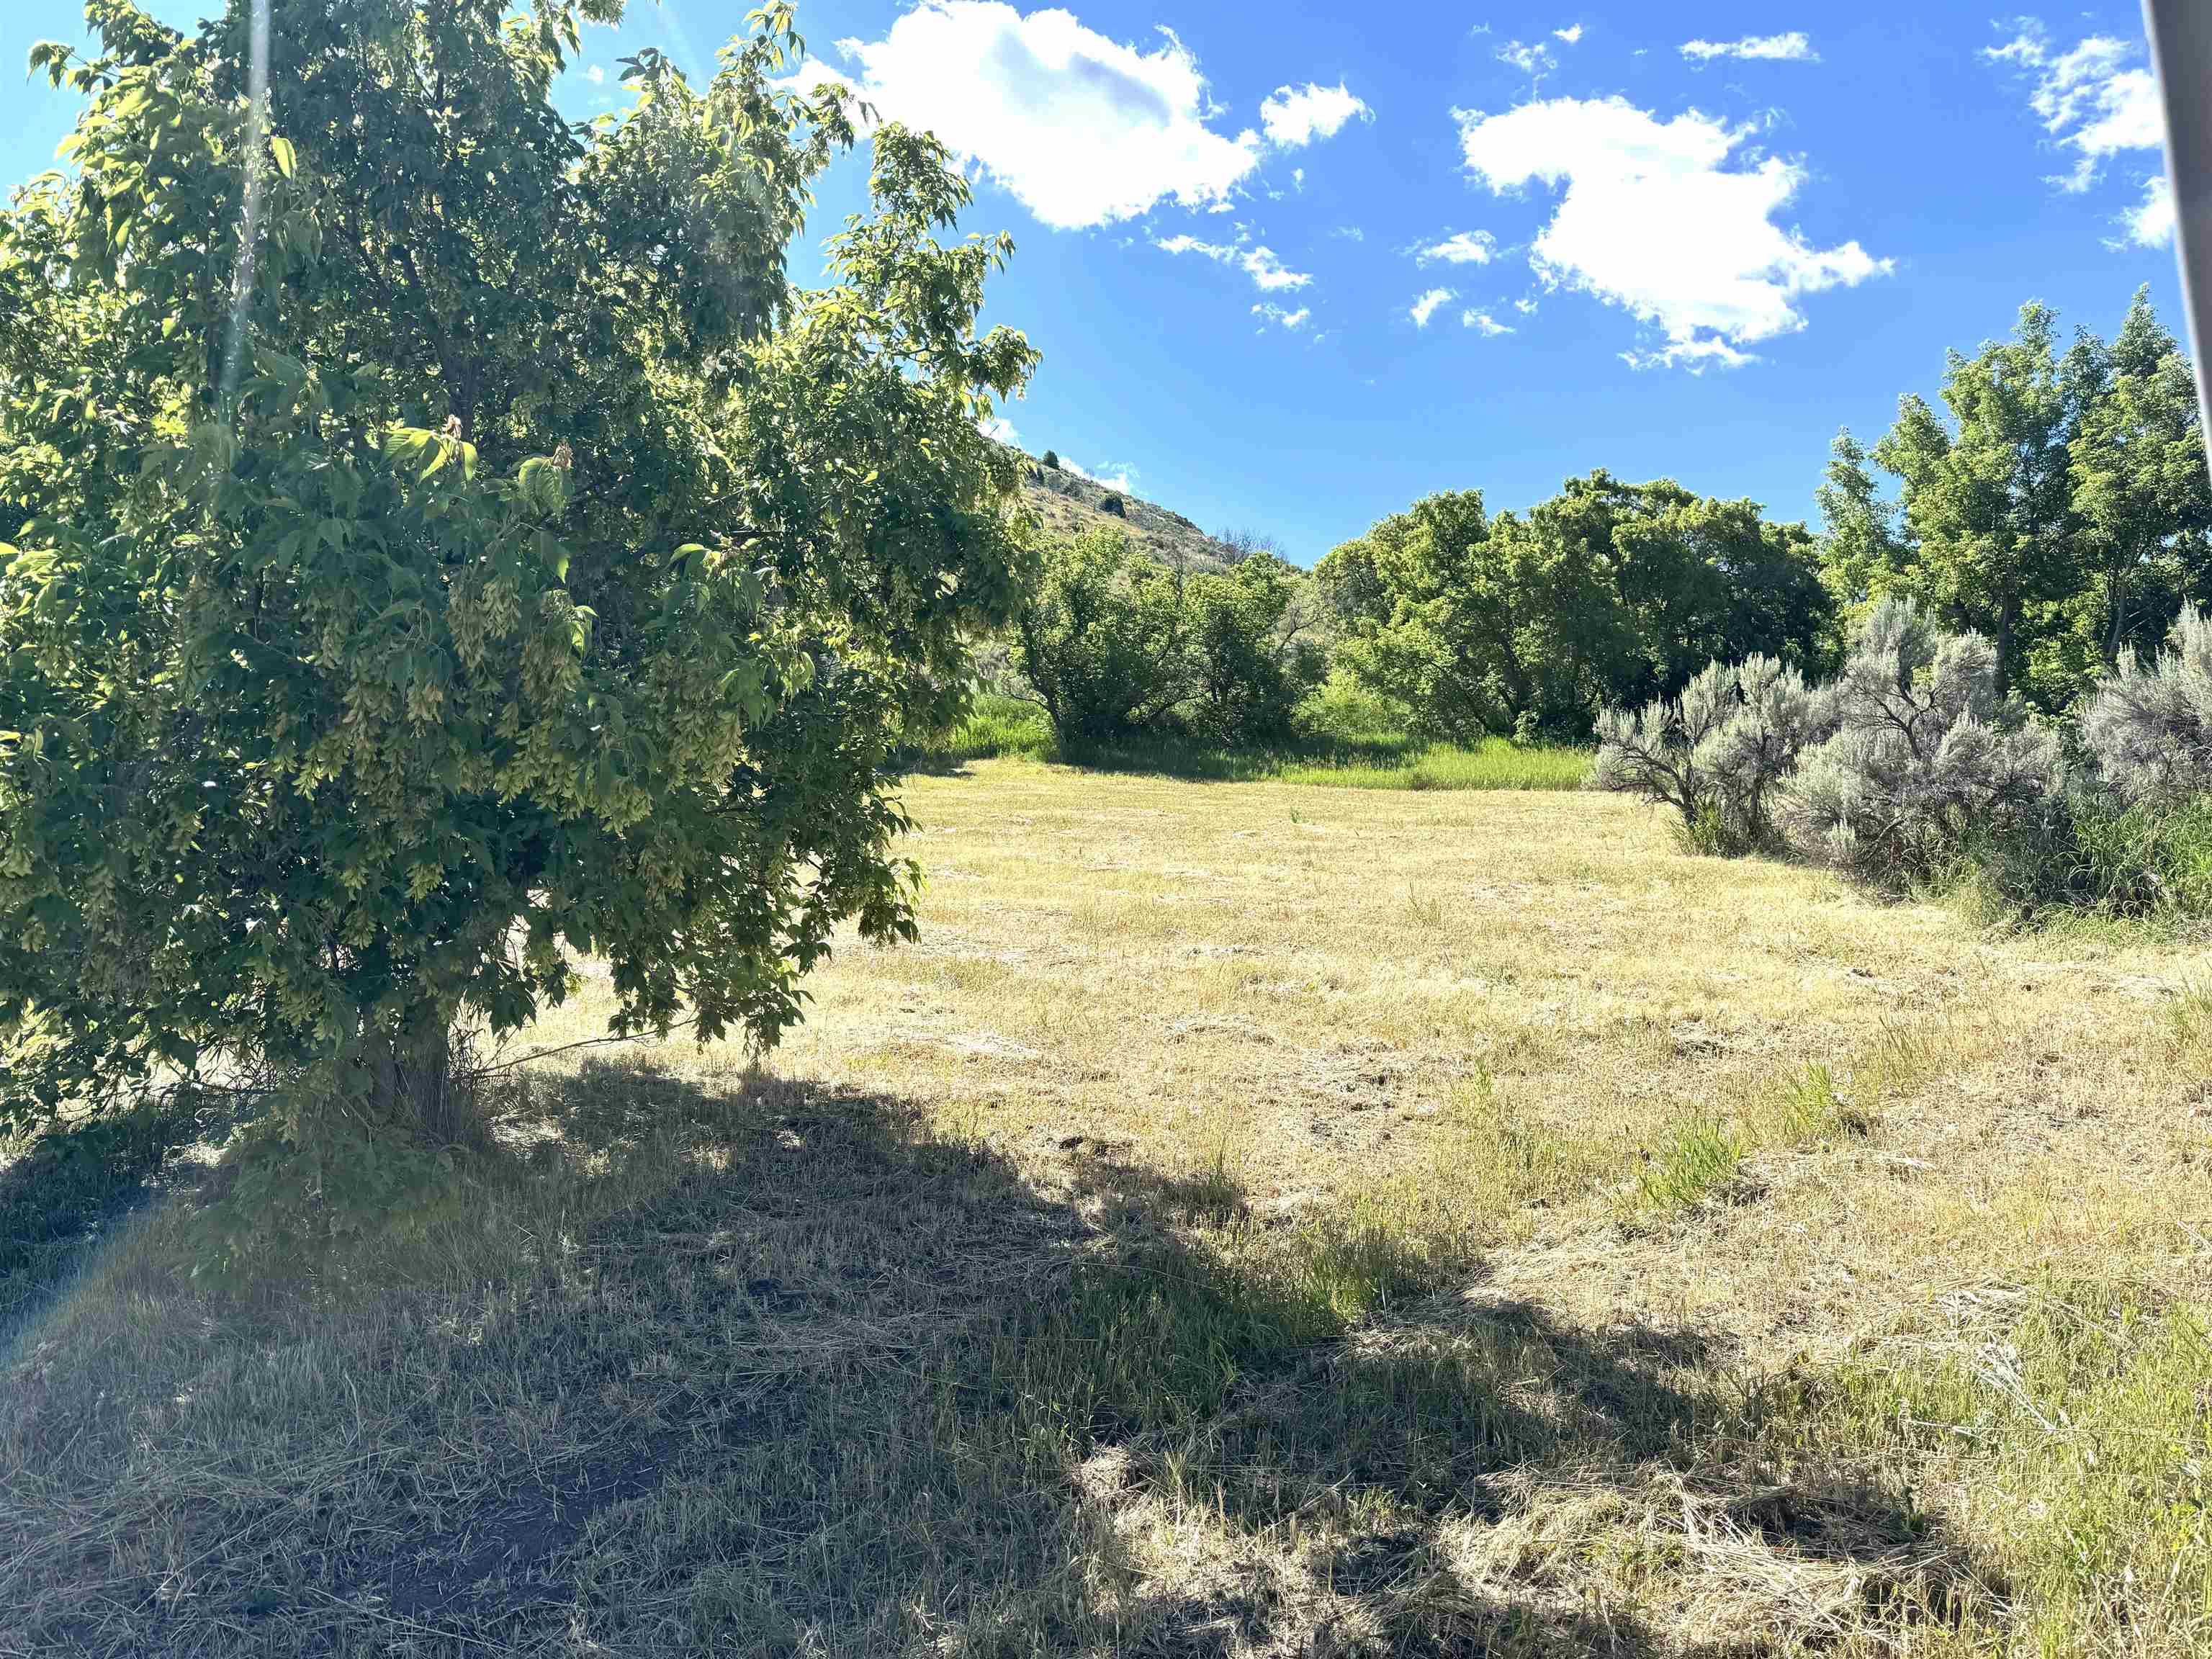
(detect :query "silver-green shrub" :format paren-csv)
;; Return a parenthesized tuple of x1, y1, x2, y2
(1778, 598, 2062, 882)
(1592, 655, 1833, 852)
(2079, 604, 2212, 804)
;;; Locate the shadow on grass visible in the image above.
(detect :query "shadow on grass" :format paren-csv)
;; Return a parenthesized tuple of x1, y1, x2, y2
(0, 1054, 1992, 1657)
(0, 1092, 206, 1346)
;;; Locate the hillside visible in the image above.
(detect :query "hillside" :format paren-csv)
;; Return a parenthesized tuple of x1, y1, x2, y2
(1012, 451, 1241, 572)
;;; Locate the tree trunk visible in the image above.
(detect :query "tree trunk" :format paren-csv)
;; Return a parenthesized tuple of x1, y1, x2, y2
(1996, 590, 2020, 694)
(362, 1009, 475, 1147)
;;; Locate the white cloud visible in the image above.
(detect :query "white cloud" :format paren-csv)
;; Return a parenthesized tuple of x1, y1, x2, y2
(1417, 230, 1496, 266)
(1242, 246, 1311, 289)
(1456, 96, 1887, 367)
(1514, 296, 1539, 314)
(980, 414, 1022, 445)
(1680, 32, 1817, 63)
(1410, 287, 1455, 328)
(816, 2, 1261, 229)
(1554, 24, 1584, 45)
(1331, 225, 1366, 241)
(1259, 81, 1372, 149)
(1154, 234, 1313, 292)
(1984, 23, 2163, 192)
(1062, 455, 1136, 493)
(1462, 308, 1515, 336)
(583, 63, 606, 84)
(2124, 173, 2176, 246)
(1156, 233, 1233, 259)
(1252, 302, 1313, 330)
(1622, 337, 1755, 372)
(1497, 40, 1555, 76)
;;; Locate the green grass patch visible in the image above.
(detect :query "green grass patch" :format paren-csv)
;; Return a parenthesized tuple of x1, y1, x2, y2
(1272, 739, 1590, 791)
(912, 693, 1590, 791)
(1787, 1281, 2212, 1654)
(1628, 1112, 1745, 1213)
(1762, 1060, 1876, 1146)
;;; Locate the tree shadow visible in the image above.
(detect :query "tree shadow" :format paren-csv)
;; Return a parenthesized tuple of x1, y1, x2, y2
(0, 1091, 206, 1350)
(6, 1053, 1998, 1657)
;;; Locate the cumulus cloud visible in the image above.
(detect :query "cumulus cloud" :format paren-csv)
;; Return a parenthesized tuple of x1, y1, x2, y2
(1417, 230, 1497, 266)
(1154, 234, 1313, 292)
(1554, 24, 1584, 45)
(2124, 174, 2176, 246)
(1259, 81, 1372, 148)
(583, 63, 606, 84)
(1455, 96, 1887, 369)
(1680, 32, 1817, 63)
(1410, 287, 1455, 328)
(812, 2, 1261, 229)
(1984, 22, 2164, 193)
(1252, 302, 1313, 330)
(1462, 308, 1515, 336)
(980, 414, 1022, 445)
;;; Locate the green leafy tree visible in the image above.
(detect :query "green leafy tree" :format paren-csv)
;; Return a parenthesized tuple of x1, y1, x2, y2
(1869, 303, 2083, 701)
(1838, 293, 2212, 707)
(1323, 489, 1547, 739)
(1815, 428, 1909, 613)
(1326, 475, 1831, 741)
(1184, 553, 1324, 745)
(1011, 528, 1190, 742)
(2062, 287, 2212, 687)
(0, 2, 1035, 1172)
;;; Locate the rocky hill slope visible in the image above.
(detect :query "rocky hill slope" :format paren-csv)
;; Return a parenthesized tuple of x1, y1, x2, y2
(1012, 453, 1241, 574)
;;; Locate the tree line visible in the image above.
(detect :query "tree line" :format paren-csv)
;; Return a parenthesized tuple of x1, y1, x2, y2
(1013, 287, 2208, 752)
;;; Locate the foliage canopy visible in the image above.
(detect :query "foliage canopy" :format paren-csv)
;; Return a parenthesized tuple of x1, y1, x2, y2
(1830, 290, 2211, 707)
(1011, 528, 1321, 749)
(0, 0, 1035, 1151)
(1318, 472, 1834, 742)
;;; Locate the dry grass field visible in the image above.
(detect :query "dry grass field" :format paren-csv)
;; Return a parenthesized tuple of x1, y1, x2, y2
(4, 759, 2211, 1655)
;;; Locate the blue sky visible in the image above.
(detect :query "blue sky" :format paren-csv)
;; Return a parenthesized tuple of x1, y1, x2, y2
(1, 2, 2189, 563)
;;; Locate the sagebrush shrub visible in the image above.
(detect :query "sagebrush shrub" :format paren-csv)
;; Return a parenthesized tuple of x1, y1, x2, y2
(2079, 604, 2212, 804)
(1778, 598, 2062, 884)
(1591, 655, 1830, 853)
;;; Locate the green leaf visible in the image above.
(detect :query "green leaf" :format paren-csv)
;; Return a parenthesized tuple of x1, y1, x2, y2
(269, 134, 296, 179)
